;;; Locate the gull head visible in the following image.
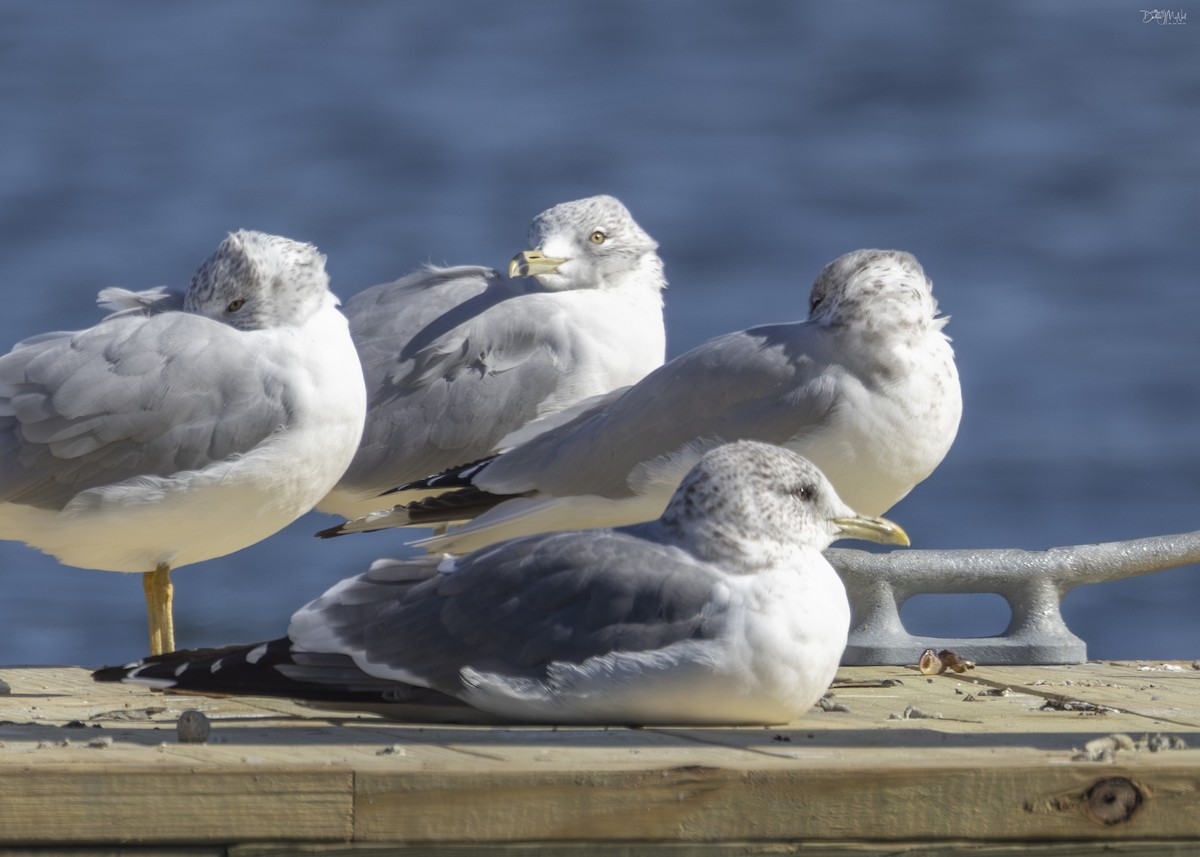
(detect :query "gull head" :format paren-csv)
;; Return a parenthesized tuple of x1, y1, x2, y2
(184, 230, 332, 331)
(508, 195, 663, 293)
(659, 441, 909, 568)
(807, 249, 942, 335)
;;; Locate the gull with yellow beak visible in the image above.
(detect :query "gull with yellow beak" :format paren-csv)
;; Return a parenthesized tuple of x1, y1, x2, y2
(324, 249, 961, 555)
(98, 442, 908, 726)
(318, 194, 667, 520)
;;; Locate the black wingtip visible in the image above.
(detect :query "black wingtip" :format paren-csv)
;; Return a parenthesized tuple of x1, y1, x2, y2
(316, 523, 351, 539)
(384, 454, 498, 496)
(382, 481, 420, 496)
(92, 664, 135, 682)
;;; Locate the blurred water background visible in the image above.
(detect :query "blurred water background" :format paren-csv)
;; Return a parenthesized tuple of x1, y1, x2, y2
(1, 1, 1197, 667)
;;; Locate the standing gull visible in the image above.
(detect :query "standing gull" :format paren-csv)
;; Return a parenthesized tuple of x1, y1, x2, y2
(0, 231, 367, 655)
(317, 194, 667, 520)
(322, 249, 961, 554)
(95, 442, 909, 725)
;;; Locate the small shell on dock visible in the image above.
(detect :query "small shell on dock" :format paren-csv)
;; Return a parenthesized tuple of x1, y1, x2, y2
(918, 648, 976, 675)
(177, 709, 212, 744)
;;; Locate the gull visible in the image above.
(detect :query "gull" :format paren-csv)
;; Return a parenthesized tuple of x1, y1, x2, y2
(317, 194, 667, 520)
(322, 249, 961, 554)
(0, 231, 367, 655)
(94, 441, 909, 725)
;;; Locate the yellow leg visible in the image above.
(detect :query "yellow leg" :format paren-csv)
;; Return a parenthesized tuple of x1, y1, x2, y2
(142, 564, 175, 656)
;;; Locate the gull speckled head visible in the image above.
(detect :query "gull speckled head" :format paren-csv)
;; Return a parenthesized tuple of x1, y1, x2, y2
(659, 441, 909, 566)
(807, 249, 941, 334)
(509, 195, 663, 292)
(184, 230, 332, 331)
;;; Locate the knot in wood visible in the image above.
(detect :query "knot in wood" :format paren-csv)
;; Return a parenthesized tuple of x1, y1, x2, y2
(1086, 776, 1142, 825)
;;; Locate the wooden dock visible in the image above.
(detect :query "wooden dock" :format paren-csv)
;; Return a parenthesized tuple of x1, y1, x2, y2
(1, 662, 1198, 855)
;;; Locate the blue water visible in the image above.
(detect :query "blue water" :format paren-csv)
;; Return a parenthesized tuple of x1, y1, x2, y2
(1, 2, 1197, 666)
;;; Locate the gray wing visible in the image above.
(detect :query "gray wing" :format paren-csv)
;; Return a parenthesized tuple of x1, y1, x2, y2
(477, 321, 843, 497)
(8, 287, 185, 353)
(339, 266, 609, 490)
(0, 311, 292, 509)
(287, 527, 729, 695)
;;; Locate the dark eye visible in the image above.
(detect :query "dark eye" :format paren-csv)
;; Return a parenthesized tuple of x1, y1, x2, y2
(589, 230, 606, 244)
(226, 298, 246, 313)
(790, 484, 815, 501)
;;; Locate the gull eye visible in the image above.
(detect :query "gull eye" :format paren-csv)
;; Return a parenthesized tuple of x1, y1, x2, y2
(790, 484, 815, 502)
(589, 230, 606, 245)
(226, 298, 246, 313)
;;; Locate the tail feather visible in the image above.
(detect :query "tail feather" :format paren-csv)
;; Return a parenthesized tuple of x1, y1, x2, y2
(316, 487, 514, 539)
(92, 638, 459, 707)
(393, 487, 512, 524)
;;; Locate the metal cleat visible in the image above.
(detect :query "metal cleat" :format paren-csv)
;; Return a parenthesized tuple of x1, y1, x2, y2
(829, 530, 1200, 664)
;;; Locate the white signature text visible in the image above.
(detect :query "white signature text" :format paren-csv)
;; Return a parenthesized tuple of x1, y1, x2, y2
(1141, 9, 1187, 24)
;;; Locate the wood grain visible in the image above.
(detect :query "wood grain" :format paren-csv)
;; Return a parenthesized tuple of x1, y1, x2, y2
(1, 663, 1197, 853)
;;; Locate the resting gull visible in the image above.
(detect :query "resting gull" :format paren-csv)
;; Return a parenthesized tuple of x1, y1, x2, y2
(317, 194, 667, 520)
(322, 248, 960, 554)
(0, 231, 367, 654)
(94, 441, 908, 725)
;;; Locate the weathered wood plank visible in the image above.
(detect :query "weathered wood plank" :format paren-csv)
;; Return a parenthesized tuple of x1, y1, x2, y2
(2, 665, 1198, 851)
(229, 843, 1200, 857)
(0, 850, 222, 857)
(0, 767, 353, 845)
(0, 844, 223, 849)
(353, 759, 1200, 843)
